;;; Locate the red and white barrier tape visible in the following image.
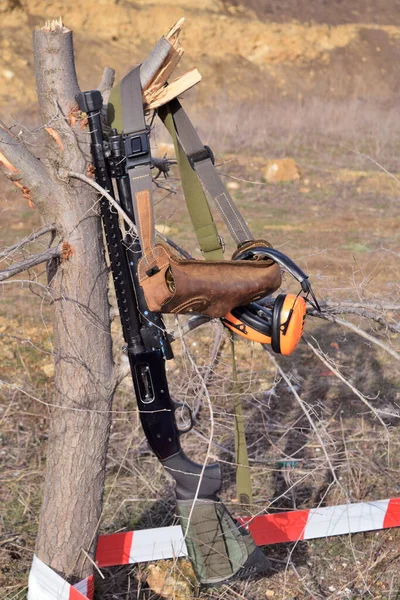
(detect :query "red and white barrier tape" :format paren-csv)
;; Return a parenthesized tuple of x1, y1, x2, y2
(28, 498, 400, 599)
(95, 524, 187, 567)
(28, 555, 94, 600)
(28, 526, 187, 600)
(238, 497, 400, 545)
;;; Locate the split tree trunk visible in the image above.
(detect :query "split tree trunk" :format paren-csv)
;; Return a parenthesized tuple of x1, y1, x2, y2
(32, 23, 116, 581)
(1, 21, 116, 582)
(0, 16, 186, 585)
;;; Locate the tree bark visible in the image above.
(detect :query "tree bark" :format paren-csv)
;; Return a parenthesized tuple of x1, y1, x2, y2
(0, 18, 179, 586)
(31, 23, 115, 582)
(0, 21, 115, 582)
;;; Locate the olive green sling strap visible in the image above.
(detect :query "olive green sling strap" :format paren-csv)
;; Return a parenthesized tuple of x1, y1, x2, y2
(159, 99, 253, 246)
(159, 101, 253, 509)
(230, 335, 253, 509)
(109, 71, 254, 511)
(159, 104, 224, 261)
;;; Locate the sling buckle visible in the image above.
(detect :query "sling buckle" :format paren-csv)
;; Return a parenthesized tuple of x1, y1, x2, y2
(188, 145, 215, 169)
(124, 127, 152, 169)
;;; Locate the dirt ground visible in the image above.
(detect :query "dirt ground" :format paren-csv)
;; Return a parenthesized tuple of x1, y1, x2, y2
(4, 0, 400, 116)
(1, 1, 400, 599)
(223, 0, 400, 26)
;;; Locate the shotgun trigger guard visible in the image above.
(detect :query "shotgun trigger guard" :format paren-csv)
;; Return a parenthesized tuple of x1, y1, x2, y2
(171, 399, 194, 434)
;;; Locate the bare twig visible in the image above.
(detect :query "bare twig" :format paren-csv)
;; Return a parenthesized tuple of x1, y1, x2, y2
(0, 246, 61, 282)
(343, 146, 400, 185)
(310, 311, 400, 361)
(68, 171, 191, 259)
(308, 306, 399, 334)
(172, 315, 213, 339)
(321, 300, 400, 312)
(153, 178, 177, 195)
(0, 225, 55, 259)
(218, 171, 267, 186)
(68, 170, 137, 231)
(304, 335, 390, 435)
(193, 323, 224, 419)
(264, 347, 341, 487)
(79, 548, 105, 580)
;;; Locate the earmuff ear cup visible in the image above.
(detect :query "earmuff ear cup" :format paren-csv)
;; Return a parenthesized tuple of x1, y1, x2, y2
(271, 294, 286, 353)
(224, 305, 273, 344)
(271, 294, 307, 355)
(233, 305, 272, 336)
(224, 294, 307, 354)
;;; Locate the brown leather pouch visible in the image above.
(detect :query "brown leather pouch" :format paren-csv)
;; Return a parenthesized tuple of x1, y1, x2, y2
(138, 240, 281, 318)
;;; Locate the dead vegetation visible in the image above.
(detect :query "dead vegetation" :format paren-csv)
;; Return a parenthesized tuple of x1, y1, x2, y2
(1, 109, 399, 597)
(1, 5, 400, 600)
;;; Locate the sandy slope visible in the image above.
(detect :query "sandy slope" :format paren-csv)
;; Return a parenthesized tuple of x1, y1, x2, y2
(1, 0, 400, 115)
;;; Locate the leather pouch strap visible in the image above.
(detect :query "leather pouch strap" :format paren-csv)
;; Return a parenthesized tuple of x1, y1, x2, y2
(120, 66, 158, 274)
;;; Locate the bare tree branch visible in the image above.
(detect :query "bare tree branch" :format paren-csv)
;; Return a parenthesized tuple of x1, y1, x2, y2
(33, 24, 80, 118)
(97, 67, 115, 105)
(309, 311, 400, 361)
(308, 306, 400, 334)
(68, 170, 192, 258)
(0, 246, 61, 282)
(304, 336, 390, 434)
(0, 122, 58, 210)
(97, 67, 116, 118)
(321, 300, 400, 311)
(140, 37, 173, 90)
(0, 225, 55, 259)
(68, 170, 137, 231)
(33, 22, 89, 189)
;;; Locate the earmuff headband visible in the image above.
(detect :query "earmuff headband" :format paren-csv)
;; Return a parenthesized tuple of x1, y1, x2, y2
(224, 243, 316, 354)
(234, 246, 308, 287)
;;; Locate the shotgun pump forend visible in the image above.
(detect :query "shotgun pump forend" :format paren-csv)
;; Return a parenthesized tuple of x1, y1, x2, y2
(128, 347, 221, 500)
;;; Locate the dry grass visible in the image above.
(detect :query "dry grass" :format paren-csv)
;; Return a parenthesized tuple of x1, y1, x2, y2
(1, 97, 400, 599)
(183, 98, 400, 171)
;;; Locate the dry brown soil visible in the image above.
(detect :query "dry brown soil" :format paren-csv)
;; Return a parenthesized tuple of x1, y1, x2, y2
(1, 1, 400, 599)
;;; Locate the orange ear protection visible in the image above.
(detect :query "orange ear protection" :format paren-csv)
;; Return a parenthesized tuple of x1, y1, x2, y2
(223, 245, 319, 355)
(223, 294, 306, 355)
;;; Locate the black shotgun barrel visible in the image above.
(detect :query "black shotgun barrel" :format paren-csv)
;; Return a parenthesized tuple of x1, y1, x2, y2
(76, 90, 144, 353)
(76, 89, 221, 497)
